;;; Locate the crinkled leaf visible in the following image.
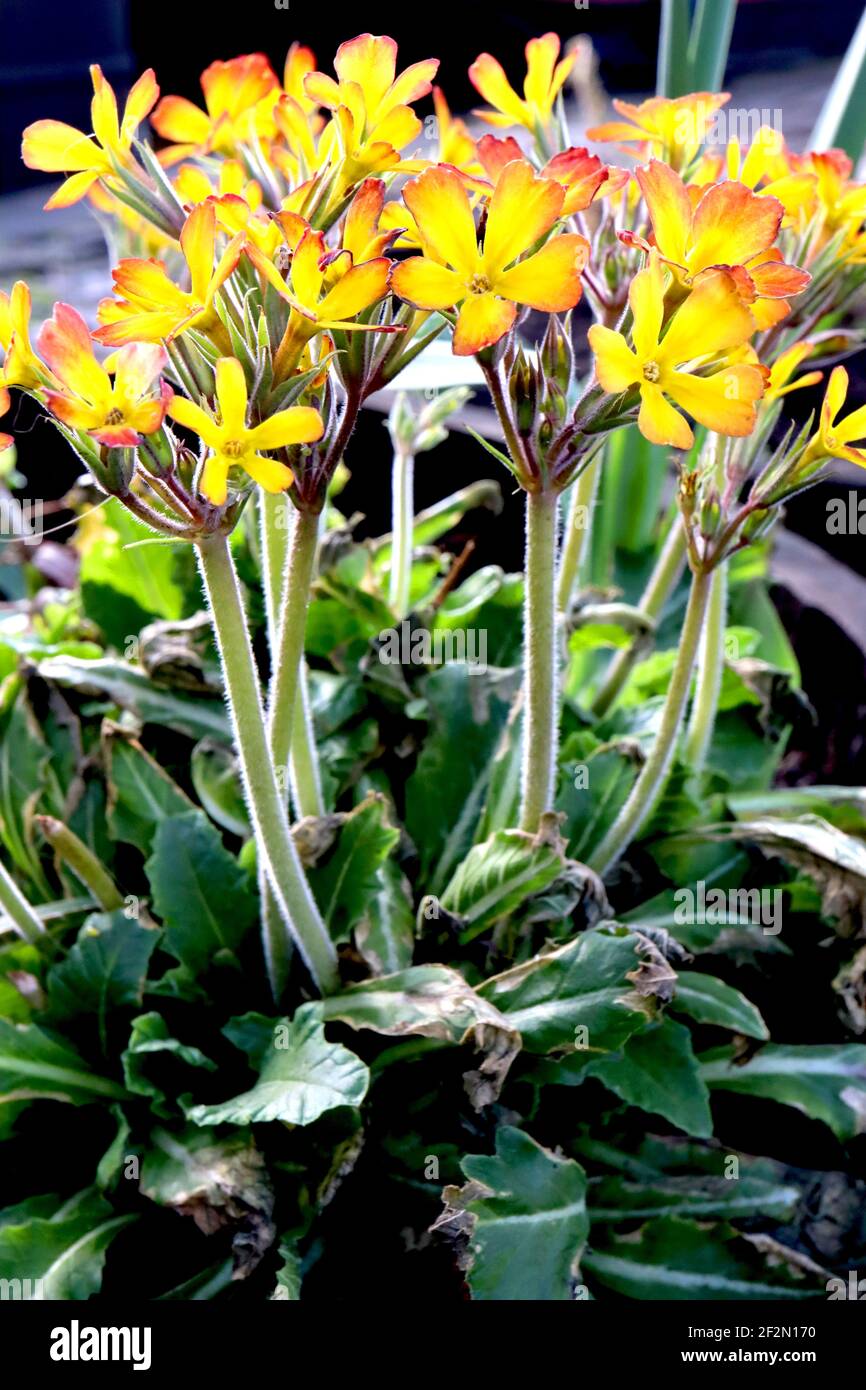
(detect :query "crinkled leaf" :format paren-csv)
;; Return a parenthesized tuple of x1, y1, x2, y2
(187, 1004, 369, 1127)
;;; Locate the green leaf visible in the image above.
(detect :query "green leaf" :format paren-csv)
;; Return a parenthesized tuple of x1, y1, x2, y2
(321, 965, 520, 1106)
(36, 655, 230, 742)
(190, 739, 249, 838)
(478, 926, 666, 1054)
(355, 858, 415, 975)
(0, 1187, 134, 1299)
(307, 794, 399, 945)
(0, 1017, 128, 1105)
(0, 686, 52, 891)
(405, 664, 516, 892)
(670, 971, 769, 1040)
(140, 1125, 273, 1269)
(686, 0, 737, 93)
(79, 498, 187, 647)
(700, 1043, 866, 1141)
(556, 1019, 714, 1138)
(46, 912, 159, 1044)
(439, 826, 565, 939)
(372, 481, 502, 569)
(105, 729, 196, 853)
(187, 1004, 369, 1127)
(557, 733, 641, 861)
(589, 1173, 801, 1224)
(585, 1217, 819, 1300)
(439, 1127, 588, 1301)
(657, 0, 692, 97)
(146, 811, 257, 972)
(122, 1012, 217, 1117)
(272, 1241, 302, 1300)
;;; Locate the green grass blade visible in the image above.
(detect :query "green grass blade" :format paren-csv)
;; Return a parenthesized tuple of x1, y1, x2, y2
(687, 0, 738, 93)
(657, 0, 693, 97)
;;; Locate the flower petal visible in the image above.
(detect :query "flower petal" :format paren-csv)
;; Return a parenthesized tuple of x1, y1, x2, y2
(588, 324, 640, 394)
(113, 342, 167, 400)
(317, 257, 390, 321)
(483, 159, 564, 273)
(21, 120, 101, 173)
(215, 357, 248, 436)
(658, 270, 756, 366)
(38, 303, 109, 405)
(452, 293, 516, 356)
(200, 453, 230, 506)
(635, 161, 692, 266)
(638, 383, 694, 449)
(247, 406, 324, 450)
(244, 453, 294, 493)
(391, 257, 466, 310)
(168, 395, 222, 449)
(629, 252, 666, 361)
(402, 165, 479, 277)
(688, 181, 782, 273)
(665, 364, 765, 436)
(151, 95, 211, 145)
(180, 202, 217, 304)
(494, 233, 587, 310)
(469, 52, 526, 126)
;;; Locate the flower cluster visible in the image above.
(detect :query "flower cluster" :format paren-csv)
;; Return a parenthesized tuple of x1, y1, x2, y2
(1, 30, 863, 533)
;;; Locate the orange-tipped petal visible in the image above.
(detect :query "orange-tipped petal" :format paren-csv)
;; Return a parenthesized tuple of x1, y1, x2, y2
(667, 364, 764, 437)
(658, 270, 756, 365)
(452, 293, 516, 355)
(403, 165, 479, 277)
(469, 52, 526, 127)
(151, 95, 211, 146)
(38, 303, 108, 404)
(318, 257, 391, 321)
(180, 202, 217, 303)
(483, 160, 564, 273)
(688, 181, 782, 273)
(113, 342, 167, 399)
(635, 161, 692, 266)
(122, 68, 160, 138)
(494, 233, 587, 310)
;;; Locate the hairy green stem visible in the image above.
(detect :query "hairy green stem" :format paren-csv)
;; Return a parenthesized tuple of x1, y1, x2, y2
(684, 559, 728, 773)
(587, 563, 712, 877)
(590, 518, 687, 719)
(0, 858, 45, 944)
(557, 454, 601, 613)
(290, 673, 325, 817)
(520, 488, 560, 832)
(389, 448, 415, 616)
(196, 532, 338, 995)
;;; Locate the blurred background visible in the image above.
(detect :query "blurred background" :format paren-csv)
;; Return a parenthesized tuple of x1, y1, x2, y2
(2, 0, 866, 775)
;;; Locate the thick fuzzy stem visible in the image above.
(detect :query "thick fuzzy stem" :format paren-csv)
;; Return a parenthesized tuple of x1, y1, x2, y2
(0, 858, 44, 944)
(587, 564, 713, 877)
(557, 454, 601, 614)
(196, 533, 338, 996)
(684, 559, 728, 773)
(389, 449, 415, 617)
(591, 518, 687, 719)
(519, 488, 560, 832)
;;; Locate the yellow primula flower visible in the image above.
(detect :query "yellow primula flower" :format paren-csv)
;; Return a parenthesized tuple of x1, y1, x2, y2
(469, 32, 576, 135)
(94, 202, 243, 347)
(588, 252, 765, 449)
(800, 365, 866, 469)
(587, 91, 730, 172)
(151, 54, 280, 164)
(764, 341, 823, 401)
(391, 161, 589, 356)
(168, 356, 324, 505)
(22, 65, 159, 208)
(0, 281, 43, 392)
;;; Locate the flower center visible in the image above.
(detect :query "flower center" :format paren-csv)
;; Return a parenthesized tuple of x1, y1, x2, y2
(223, 440, 245, 459)
(642, 361, 661, 383)
(105, 407, 125, 425)
(468, 273, 491, 295)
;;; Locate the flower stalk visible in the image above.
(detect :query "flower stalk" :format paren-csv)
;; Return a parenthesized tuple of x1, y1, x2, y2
(684, 557, 728, 773)
(520, 487, 560, 831)
(196, 531, 338, 996)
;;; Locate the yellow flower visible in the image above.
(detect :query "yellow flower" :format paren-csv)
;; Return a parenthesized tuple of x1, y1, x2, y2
(588, 252, 765, 449)
(38, 303, 171, 446)
(22, 65, 159, 208)
(151, 54, 280, 164)
(168, 357, 323, 505)
(764, 342, 823, 401)
(391, 161, 588, 356)
(801, 365, 866, 468)
(587, 91, 730, 172)
(0, 281, 43, 391)
(95, 202, 243, 347)
(469, 32, 575, 134)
